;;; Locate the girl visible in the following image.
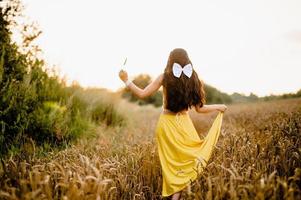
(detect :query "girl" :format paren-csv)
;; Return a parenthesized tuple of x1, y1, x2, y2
(119, 48, 227, 199)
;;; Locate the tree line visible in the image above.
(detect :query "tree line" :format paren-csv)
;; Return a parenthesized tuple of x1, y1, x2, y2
(121, 74, 301, 107)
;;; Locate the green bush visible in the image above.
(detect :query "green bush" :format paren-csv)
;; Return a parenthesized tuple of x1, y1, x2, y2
(204, 84, 232, 104)
(0, 1, 125, 156)
(72, 87, 126, 127)
(91, 101, 125, 126)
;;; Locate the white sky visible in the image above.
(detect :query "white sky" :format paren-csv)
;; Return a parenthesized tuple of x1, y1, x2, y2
(21, 0, 301, 96)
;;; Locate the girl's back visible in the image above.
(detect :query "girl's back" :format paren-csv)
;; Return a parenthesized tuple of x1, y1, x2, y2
(119, 48, 227, 199)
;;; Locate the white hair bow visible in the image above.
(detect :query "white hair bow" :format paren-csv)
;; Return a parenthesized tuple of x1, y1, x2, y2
(172, 63, 193, 78)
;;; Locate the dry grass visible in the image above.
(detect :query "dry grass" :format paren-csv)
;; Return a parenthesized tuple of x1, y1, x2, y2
(0, 98, 301, 199)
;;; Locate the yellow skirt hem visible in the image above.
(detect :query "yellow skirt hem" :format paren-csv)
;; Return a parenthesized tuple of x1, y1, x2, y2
(162, 173, 198, 197)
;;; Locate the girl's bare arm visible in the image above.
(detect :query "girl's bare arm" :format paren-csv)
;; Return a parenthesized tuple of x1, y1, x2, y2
(195, 104, 227, 113)
(119, 70, 163, 99)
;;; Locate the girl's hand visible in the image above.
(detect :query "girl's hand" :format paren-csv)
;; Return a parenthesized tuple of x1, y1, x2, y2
(119, 70, 128, 82)
(217, 104, 227, 112)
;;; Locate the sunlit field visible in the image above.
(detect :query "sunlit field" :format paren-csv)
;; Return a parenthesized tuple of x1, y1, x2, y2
(1, 0, 301, 199)
(1, 97, 300, 200)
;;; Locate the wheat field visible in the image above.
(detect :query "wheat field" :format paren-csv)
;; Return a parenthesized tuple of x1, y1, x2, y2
(0, 98, 300, 200)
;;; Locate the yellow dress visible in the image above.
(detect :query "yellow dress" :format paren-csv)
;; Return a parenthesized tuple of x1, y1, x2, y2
(155, 111, 223, 197)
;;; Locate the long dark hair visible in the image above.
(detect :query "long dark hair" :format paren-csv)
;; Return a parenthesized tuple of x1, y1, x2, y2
(163, 48, 205, 113)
